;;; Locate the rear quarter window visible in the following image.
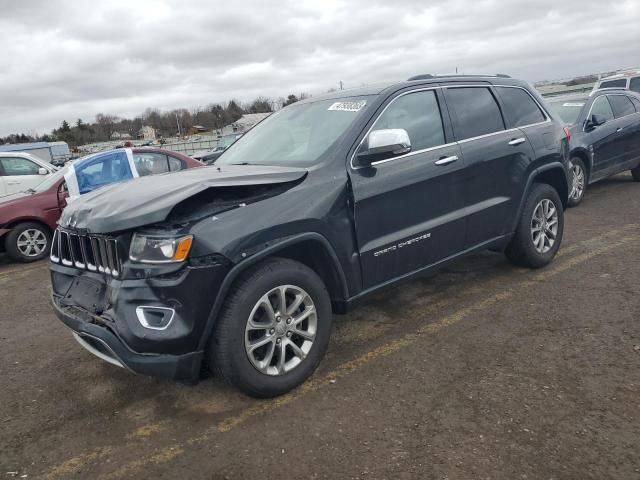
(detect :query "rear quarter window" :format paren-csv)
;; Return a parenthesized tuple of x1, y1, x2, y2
(629, 77, 640, 93)
(599, 79, 627, 89)
(496, 87, 547, 127)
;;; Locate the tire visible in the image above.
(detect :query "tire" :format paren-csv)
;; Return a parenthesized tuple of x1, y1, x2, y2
(208, 257, 332, 398)
(505, 183, 564, 269)
(5, 222, 51, 263)
(631, 163, 640, 182)
(567, 157, 587, 207)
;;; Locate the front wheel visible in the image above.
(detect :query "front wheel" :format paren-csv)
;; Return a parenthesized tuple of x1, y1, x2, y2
(5, 222, 51, 262)
(568, 157, 587, 207)
(209, 258, 332, 398)
(505, 183, 564, 268)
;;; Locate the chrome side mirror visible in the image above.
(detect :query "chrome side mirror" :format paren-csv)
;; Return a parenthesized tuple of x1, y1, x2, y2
(355, 129, 411, 166)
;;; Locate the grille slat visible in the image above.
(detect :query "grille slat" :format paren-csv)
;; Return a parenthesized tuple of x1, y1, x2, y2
(51, 228, 121, 278)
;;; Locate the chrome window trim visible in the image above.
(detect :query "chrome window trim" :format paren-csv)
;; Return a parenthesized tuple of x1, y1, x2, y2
(349, 83, 551, 170)
(582, 93, 637, 132)
(350, 87, 444, 170)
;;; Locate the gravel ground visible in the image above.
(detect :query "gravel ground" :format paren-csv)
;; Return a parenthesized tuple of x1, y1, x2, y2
(1, 173, 639, 480)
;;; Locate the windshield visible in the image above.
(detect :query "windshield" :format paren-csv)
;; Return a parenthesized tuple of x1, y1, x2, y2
(217, 96, 372, 167)
(219, 135, 240, 149)
(547, 99, 586, 125)
(32, 166, 68, 192)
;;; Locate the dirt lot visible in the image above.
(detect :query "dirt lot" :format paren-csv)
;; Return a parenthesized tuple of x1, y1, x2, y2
(1, 174, 639, 480)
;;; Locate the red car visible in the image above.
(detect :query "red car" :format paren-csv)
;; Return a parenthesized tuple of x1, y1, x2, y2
(0, 148, 201, 262)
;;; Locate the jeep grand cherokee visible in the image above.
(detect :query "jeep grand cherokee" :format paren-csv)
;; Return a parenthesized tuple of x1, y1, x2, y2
(50, 75, 570, 397)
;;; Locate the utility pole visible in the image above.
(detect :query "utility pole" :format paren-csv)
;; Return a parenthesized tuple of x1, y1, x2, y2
(339, 80, 343, 90)
(175, 113, 181, 137)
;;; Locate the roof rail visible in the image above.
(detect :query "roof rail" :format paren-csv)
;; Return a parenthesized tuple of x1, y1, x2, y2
(407, 73, 511, 81)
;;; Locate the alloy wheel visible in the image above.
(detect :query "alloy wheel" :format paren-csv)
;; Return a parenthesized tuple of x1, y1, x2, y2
(244, 285, 317, 376)
(570, 163, 585, 202)
(530, 199, 559, 254)
(16, 229, 48, 257)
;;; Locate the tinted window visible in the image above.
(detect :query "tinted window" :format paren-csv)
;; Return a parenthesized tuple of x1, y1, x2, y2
(629, 96, 640, 111)
(590, 96, 614, 121)
(608, 95, 636, 118)
(0, 157, 40, 176)
(168, 156, 183, 171)
(133, 152, 169, 176)
(446, 87, 504, 140)
(629, 77, 640, 93)
(371, 90, 445, 151)
(497, 87, 546, 127)
(600, 79, 626, 89)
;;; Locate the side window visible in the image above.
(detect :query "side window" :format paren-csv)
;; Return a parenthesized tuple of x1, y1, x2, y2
(496, 87, 546, 127)
(590, 96, 614, 121)
(133, 153, 169, 176)
(608, 95, 635, 118)
(629, 77, 640, 94)
(446, 87, 505, 140)
(371, 90, 445, 151)
(168, 156, 184, 171)
(600, 79, 626, 89)
(0, 157, 40, 176)
(629, 96, 640, 111)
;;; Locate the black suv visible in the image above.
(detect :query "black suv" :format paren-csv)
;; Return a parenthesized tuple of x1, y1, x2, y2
(546, 89, 640, 206)
(50, 75, 570, 397)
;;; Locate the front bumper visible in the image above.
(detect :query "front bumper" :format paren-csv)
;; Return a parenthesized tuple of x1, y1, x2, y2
(52, 294, 204, 381)
(50, 257, 230, 382)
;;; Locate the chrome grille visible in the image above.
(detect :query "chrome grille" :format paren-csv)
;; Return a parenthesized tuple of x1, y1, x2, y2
(51, 229, 121, 277)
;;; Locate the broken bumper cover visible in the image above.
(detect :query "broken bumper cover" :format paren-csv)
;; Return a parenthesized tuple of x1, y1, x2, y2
(51, 295, 204, 381)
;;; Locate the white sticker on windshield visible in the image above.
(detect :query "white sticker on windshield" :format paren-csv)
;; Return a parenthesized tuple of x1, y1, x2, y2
(562, 102, 585, 107)
(328, 100, 366, 112)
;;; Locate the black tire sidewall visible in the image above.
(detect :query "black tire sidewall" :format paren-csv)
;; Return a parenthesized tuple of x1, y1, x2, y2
(5, 223, 51, 262)
(567, 157, 587, 207)
(212, 258, 332, 397)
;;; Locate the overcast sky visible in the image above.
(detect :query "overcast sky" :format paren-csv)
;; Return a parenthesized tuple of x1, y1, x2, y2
(0, 0, 638, 137)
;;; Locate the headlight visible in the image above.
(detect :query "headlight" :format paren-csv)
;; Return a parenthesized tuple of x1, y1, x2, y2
(129, 233, 193, 263)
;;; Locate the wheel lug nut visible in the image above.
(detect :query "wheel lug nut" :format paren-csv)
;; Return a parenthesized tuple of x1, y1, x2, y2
(276, 316, 281, 322)
(286, 332, 291, 337)
(286, 318, 292, 324)
(276, 338, 281, 344)
(269, 329, 275, 335)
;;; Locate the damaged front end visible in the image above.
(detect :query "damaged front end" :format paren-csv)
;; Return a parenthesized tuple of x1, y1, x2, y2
(50, 165, 308, 381)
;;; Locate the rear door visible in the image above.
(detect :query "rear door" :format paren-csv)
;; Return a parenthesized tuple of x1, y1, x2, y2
(0, 156, 46, 194)
(350, 87, 466, 289)
(443, 85, 537, 248)
(607, 94, 640, 168)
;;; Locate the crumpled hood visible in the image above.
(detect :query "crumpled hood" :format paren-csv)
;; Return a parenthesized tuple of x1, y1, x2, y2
(60, 164, 307, 233)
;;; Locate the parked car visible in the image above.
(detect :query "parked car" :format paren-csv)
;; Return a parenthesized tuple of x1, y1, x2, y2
(192, 133, 243, 164)
(0, 152, 57, 196)
(0, 148, 200, 262)
(50, 75, 570, 397)
(593, 70, 640, 94)
(546, 89, 640, 206)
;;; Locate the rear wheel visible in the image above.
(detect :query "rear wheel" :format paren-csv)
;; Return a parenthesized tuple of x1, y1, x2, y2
(209, 257, 332, 398)
(5, 222, 51, 262)
(505, 183, 564, 268)
(568, 157, 587, 207)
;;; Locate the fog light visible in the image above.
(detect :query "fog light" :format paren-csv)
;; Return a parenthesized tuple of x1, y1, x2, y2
(135, 306, 175, 330)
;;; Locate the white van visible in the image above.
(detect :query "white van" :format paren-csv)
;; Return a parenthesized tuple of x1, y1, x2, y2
(593, 70, 640, 93)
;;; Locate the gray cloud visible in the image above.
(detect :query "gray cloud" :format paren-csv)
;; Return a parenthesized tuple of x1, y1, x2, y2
(0, 0, 638, 136)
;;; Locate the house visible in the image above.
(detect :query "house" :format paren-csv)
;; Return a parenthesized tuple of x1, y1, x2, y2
(188, 125, 211, 135)
(138, 126, 156, 141)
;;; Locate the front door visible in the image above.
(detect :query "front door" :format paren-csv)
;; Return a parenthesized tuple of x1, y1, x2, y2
(587, 95, 621, 176)
(0, 156, 47, 194)
(350, 88, 466, 289)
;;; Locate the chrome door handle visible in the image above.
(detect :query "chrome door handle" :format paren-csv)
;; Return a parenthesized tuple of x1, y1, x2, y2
(434, 155, 459, 166)
(508, 137, 526, 146)
(616, 127, 623, 133)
